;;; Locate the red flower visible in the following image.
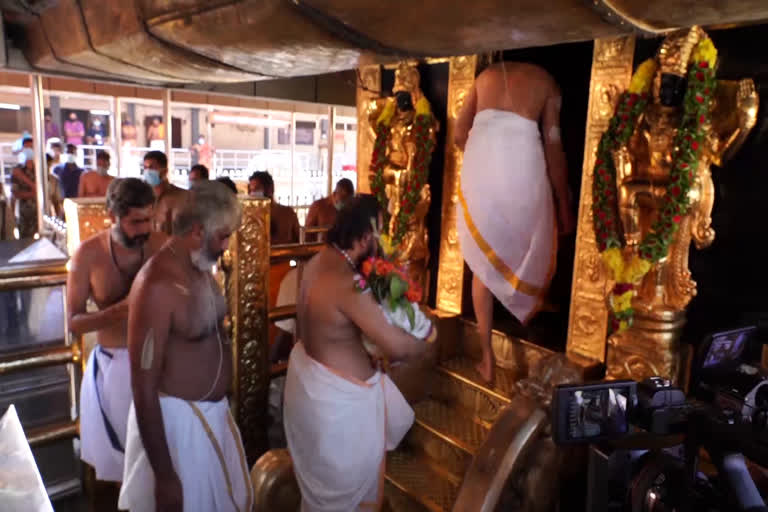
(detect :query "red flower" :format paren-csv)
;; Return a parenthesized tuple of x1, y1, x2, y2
(696, 71, 705, 82)
(704, 88, 710, 95)
(699, 114, 707, 124)
(622, 114, 629, 121)
(695, 95, 704, 104)
(595, 158, 604, 166)
(598, 168, 606, 176)
(600, 232, 608, 240)
(691, 141, 699, 151)
(673, 215, 682, 223)
(406, 282, 423, 303)
(699, 61, 709, 68)
(671, 186, 681, 197)
(375, 259, 391, 276)
(605, 218, 613, 226)
(680, 162, 689, 169)
(598, 211, 606, 219)
(362, 259, 373, 277)
(684, 135, 692, 142)
(688, 171, 694, 180)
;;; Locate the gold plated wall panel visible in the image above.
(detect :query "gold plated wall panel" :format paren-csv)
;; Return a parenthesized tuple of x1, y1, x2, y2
(226, 197, 271, 464)
(565, 37, 635, 363)
(355, 65, 381, 194)
(435, 56, 477, 314)
(63, 198, 111, 256)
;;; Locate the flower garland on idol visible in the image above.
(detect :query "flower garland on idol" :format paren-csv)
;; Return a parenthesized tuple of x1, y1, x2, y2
(369, 95, 436, 249)
(592, 38, 718, 334)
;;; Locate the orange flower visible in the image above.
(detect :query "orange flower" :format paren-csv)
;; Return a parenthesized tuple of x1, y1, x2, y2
(406, 283, 422, 303)
(374, 259, 391, 276)
(361, 259, 373, 277)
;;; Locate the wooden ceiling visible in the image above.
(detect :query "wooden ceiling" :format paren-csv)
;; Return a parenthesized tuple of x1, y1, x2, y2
(4, 0, 768, 85)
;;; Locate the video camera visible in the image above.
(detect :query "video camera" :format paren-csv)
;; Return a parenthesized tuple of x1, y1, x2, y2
(551, 326, 768, 512)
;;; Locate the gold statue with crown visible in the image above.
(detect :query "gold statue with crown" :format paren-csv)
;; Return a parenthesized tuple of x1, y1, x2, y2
(590, 26, 758, 383)
(367, 62, 439, 296)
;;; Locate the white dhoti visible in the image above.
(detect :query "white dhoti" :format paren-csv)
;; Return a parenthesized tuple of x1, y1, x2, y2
(284, 343, 414, 511)
(457, 109, 557, 323)
(118, 396, 253, 512)
(79, 345, 132, 482)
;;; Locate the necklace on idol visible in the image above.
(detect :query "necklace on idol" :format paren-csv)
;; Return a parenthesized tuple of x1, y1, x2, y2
(332, 243, 357, 272)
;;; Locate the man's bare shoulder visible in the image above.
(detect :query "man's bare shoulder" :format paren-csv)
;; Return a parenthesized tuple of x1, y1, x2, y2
(304, 250, 355, 297)
(144, 231, 168, 257)
(135, 246, 177, 287)
(74, 230, 108, 262)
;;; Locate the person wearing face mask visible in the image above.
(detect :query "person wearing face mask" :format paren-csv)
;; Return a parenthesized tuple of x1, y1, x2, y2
(248, 171, 300, 245)
(143, 150, 187, 235)
(78, 150, 115, 198)
(10, 139, 37, 238)
(52, 144, 83, 199)
(64, 112, 85, 146)
(120, 181, 251, 512)
(187, 164, 209, 187)
(67, 178, 166, 492)
(191, 135, 214, 169)
(304, 178, 355, 242)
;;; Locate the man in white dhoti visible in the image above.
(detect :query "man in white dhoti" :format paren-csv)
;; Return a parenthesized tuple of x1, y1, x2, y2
(285, 195, 435, 511)
(455, 62, 576, 383)
(119, 182, 252, 512)
(67, 178, 165, 485)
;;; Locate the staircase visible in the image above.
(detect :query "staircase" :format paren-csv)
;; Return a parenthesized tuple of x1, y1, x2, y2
(382, 315, 556, 512)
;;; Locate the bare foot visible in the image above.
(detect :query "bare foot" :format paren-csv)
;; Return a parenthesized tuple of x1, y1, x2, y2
(474, 353, 495, 384)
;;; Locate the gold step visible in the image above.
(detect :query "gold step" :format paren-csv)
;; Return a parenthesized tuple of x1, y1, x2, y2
(438, 356, 522, 401)
(384, 481, 431, 512)
(385, 450, 459, 512)
(406, 399, 488, 478)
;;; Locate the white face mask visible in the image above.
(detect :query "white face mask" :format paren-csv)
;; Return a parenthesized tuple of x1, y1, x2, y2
(97, 165, 109, 176)
(66, 154, 76, 164)
(198, 137, 205, 145)
(250, 190, 264, 198)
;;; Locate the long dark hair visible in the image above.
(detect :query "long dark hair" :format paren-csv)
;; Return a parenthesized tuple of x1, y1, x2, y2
(326, 194, 381, 250)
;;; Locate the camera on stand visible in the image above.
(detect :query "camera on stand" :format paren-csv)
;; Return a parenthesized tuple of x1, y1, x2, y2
(551, 326, 768, 512)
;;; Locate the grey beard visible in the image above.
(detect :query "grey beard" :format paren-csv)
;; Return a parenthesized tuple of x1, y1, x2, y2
(190, 248, 217, 272)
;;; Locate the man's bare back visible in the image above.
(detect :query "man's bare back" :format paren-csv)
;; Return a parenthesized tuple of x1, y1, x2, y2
(299, 248, 426, 382)
(130, 242, 231, 401)
(473, 62, 558, 122)
(67, 229, 166, 348)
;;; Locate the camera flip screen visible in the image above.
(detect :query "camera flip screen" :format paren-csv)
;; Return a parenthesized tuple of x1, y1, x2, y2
(552, 381, 637, 444)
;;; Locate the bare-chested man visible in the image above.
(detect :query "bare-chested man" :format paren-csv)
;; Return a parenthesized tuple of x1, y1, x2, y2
(143, 150, 187, 235)
(304, 177, 355, 242)
(284, 195, 436, 510)
(454, 62, 576, 383)
(67, 178, 165, 483)
(119, 181, 252, 512)
(78, 150, 114, 198)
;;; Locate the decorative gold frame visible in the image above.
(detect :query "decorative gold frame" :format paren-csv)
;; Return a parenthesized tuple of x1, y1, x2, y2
(565, 37, 636, 364)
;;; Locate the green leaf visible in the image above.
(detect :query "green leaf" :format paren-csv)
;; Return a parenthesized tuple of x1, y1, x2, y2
(388, 295, 398, 312)
(390, 274, 407, 300)
(403, 300, 415, 330)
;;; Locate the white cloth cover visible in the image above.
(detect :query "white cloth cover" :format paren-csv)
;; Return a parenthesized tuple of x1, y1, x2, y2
(118, 396, 253, 512)
(0, 405, 53, 512)
(79, 345, 132, 482)
(457, 109, 557, 323)
(284, 343, 414, 512)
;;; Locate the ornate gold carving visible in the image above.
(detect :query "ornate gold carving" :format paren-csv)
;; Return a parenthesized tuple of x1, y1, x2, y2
(63, 198, 111, 254)
(364, 62, 439, 295)
(605, 28, 759, 383)
(355, 65, 381, 194)
(436, 55, 477, 314)
(566, 37, 636, 363)
(227, 197, 271, 464)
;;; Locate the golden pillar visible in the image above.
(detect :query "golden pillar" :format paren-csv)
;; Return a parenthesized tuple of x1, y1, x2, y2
(435, 56, 477, 315)
(566, 37, 636, 365)
(223, 197, 271, 463)
(356, 65, 382, 195)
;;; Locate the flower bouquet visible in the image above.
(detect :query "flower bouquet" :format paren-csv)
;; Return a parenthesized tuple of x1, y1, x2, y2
(354, 234, 435, 358)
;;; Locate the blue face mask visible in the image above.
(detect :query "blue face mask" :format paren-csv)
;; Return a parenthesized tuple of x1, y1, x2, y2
(143, 169, 161, 187)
